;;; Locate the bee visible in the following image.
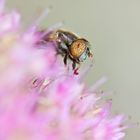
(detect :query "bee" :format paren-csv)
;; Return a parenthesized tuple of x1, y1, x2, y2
(38, 29, 93, 74)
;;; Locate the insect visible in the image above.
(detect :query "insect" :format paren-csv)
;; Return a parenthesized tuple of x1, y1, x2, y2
(38, 29, 93, 74)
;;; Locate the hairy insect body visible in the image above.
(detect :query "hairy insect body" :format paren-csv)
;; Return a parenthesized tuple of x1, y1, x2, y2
(38, 29, 93, 74)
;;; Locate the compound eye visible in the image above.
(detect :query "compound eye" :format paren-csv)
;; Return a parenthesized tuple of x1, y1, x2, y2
(79, 51, 87, 61)
(70, 39, 86, 58)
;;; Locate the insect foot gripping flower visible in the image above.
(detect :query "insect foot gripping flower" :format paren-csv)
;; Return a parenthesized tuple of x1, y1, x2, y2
(0, 1, 127, 140)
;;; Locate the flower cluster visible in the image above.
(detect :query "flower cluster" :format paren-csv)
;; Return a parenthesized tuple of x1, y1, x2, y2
(0, 1, 126, 140)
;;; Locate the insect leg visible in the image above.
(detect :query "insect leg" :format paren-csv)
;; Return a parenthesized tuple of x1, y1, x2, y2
(64, 54, 68, 66)
(74, 63, 81, 75)
(72, 61, 76, 70)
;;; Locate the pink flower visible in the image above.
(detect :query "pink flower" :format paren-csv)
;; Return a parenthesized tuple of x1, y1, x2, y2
(0, 1, 127, 140)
